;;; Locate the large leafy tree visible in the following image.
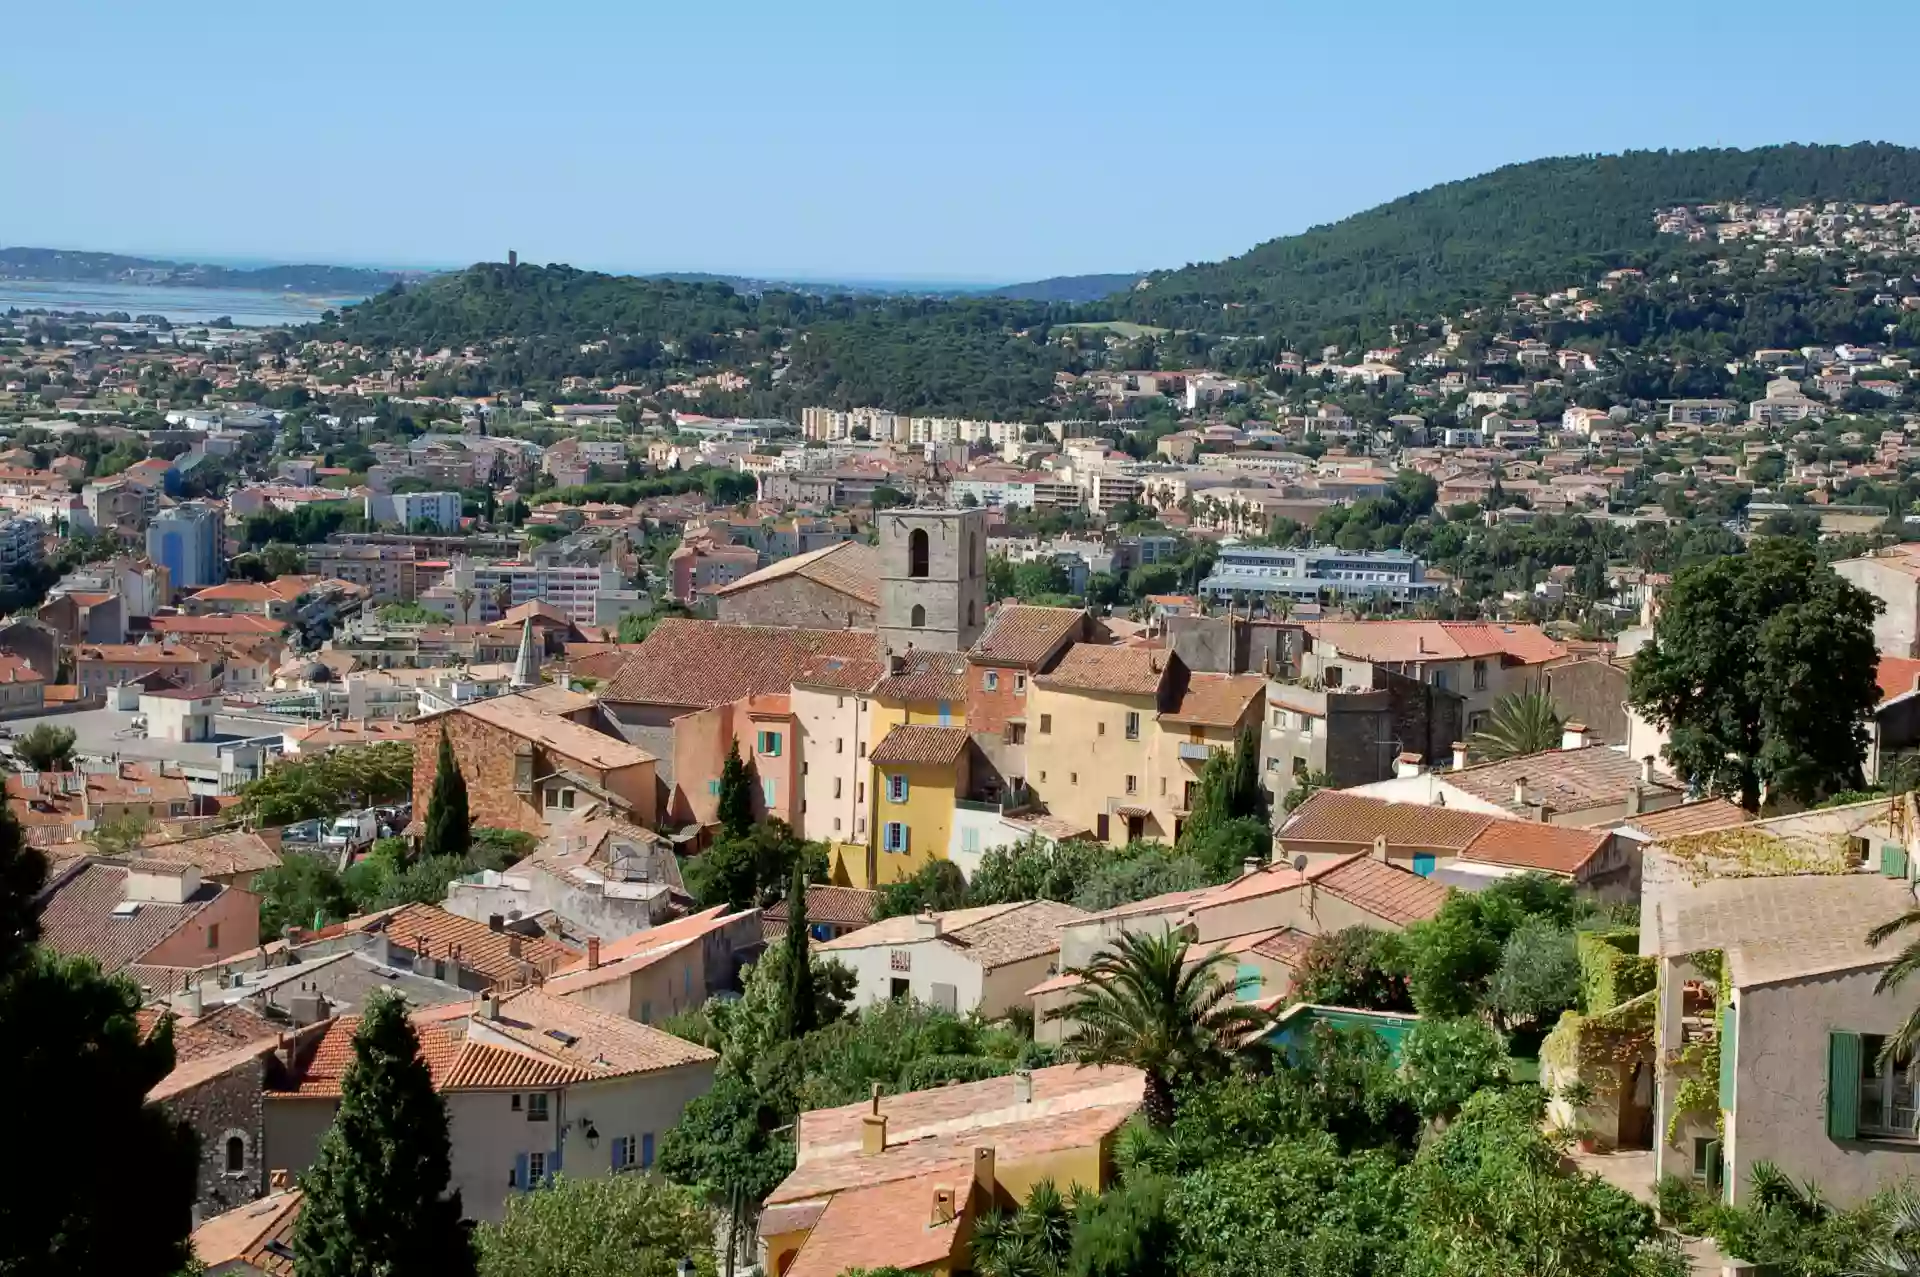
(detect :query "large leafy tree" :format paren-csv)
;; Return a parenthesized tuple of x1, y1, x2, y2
(0, 806, 198, 1277)
(292, 990, 475, 1277)
(476, 1173, 717, 1277)
(1293, 926, 1412, 1011)
(1629, 538, 1880, 810)
(422, 730, 473, 862)
(14, 722, 76, 771)
(1048, 929, 1270, 1126)
(1468, 691, 1563, 761)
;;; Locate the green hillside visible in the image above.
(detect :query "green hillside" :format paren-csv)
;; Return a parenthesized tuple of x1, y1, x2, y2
(1111, 143, 1920, 342)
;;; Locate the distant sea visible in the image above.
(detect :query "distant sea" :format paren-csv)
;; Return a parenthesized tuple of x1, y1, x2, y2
(0, 280, 368, 328)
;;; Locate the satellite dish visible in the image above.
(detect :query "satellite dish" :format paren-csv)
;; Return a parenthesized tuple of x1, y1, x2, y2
(1291, 854, 1309, 873)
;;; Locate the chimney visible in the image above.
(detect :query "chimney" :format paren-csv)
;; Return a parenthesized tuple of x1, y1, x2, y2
(1513, 777, 1529, 808)
(1372, 833, 1389, 863)
(861, 1082, 888, 1156)
(481, 994, 500, 1021)
(931, 1187, 957, 1226)
(1531, 802, 1550, 823)
(1393, 751, 1423, 780)
(1560, 721, 1589, 751)
(587, 937, 601, 970)
(913, 906, 942, 940)
(1452, 741, 1469, 771)
(1626, 782, 1644, 816)
(176, 982, 203, 1018)
(488, 914, 504, 933)
(972, 1146, 997, 1199)
(1013, 1069, 1034, 1104)
(372, 932, 391, 967)
(269, 1169, 291, 1190)
(1640, 755, 1656, 784)
(1240, 857, 1263, 878)
(508, 933, 523, 959)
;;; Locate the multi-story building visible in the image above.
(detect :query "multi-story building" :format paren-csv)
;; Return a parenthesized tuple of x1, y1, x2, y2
(0, 515, 42, 571)
(364, 490, 462, 531)
(874, 508, 987, 657)
(418, 558, 623, 626)
(147, 502, 227, 591)
(1198, 545, 1438, 611)
(306, 543, 423, 603)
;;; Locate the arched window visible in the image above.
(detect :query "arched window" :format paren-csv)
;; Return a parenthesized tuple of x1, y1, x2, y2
(908, 528, 929, 579)
(966, 599, 977, 627)
(225, 1135, 246, 1173)
(910, 604, 926, 628)
(967, 534, 978, 577)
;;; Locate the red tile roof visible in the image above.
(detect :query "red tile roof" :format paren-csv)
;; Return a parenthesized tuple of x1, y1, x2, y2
(868, 724, 970, 767)
(1158, 672, 1265, 728)
(1304, 620, 1566, 666)
(1311, 854, 1451, 925)
(35, 862, 224, 975)
(601, 619, 880, 709)
(1458, 820, 1610, 876)
(1878, 653, 1920, 705)
(711, 540, 879, 607)
(1624, 797, 1753, 840)
(969, 605, 1087, 669)
(377, 903, 574, 985)
(1280, 789, 1496, 850)
(1034, 643, 1169, 697)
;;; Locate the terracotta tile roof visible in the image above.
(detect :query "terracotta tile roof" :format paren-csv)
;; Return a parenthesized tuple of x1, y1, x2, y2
(872, 655, 971, 705)
(969, 604, 1087, 669)
(377, 903, 575, 985)
(188, 577, 312, 603)
(1448, 747, 1680, 815)
(601, 619, 880, 709)
(792, 653, 888, 692)
(1878, 653, 1920, 704)
(1279, 789, 1495, 851)
(0, 653, 43, 684)
(794, 1062, 1143, 1162)
(820, 901, 1083, 970)
(150, 614, 287, 636)
(781, 1172, 968, 1277)
(1034, 643, 1169, 697)
(543, 935, 698, 995)
(192, 1189, 303, 1276)
(465, 989, 717, 1078)
(278, 1015, 464, 1096)
(869, 724, 970, 767)
(442, 1039, 596, 1089)
(284, 719, 417, 748)
(1251, 927, 1315, 965)
(148, 1036, 277, 1103)
(1304, 620, 1566, 665)
(116, 830, 281, 878)
(1158, 672, 1265, 727)
(1311, 854, 1450, 925)
(1458, 820, 1610, 876)
(566, 644, 641, 681)
(711, 540, 880, 607)
(765, 886, 880, 930)
(170, 1001, 283, 1062)
(35, 862, 223, 975)
(1624, 798, 1753, 840)
(431, 691, 654, 772)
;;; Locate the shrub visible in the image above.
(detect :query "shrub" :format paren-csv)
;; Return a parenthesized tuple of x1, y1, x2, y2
(1577, 929, 1657, 1013)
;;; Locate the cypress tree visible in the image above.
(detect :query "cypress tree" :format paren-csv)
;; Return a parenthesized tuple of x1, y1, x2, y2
(292, 991, 475, 1277)
(0, 803, 198, 1277)
(777, 859, 817, 1039)
(716, 742, 753, 839)
(422, 730, 471, 862)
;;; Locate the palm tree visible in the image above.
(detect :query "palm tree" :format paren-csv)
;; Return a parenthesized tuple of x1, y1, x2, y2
(1853, 1182, 1920, 1274)
(1468, 690, 1564, 761)
(971, 1180, 1075, 1277)
(1046, 928, 1270, 1126)
(1866, 913, 1920, 1069)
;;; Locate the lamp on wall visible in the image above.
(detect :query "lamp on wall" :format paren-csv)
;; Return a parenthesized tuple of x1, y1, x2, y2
(581, 1117, 600, 1149)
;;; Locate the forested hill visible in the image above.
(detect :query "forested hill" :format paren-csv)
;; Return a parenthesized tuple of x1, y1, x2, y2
(990, 272, 1145, 303)
(0, 247, 407, 295)
(1111, 143, 1920, 341)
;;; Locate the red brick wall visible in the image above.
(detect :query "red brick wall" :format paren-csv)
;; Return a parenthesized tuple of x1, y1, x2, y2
(965, 663, 1029, 735)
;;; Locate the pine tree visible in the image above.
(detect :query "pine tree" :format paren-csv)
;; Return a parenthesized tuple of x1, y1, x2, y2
(716, 742, 754, 839)
(422, 730, 471, 862)
(0, 803, 197, 1277)
(292, 991, 475, 1277)
(777, 859, 817, 1040)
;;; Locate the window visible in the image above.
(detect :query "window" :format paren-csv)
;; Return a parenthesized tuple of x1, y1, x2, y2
(1271, 709, 1288, 729)
(858, 781, 865, 802)
(883, 822, 909, 852)
(1851, 1034, 1920, 1139)
(527, 1092, 550, 1122)
(1292, 757, 1308, 777)
(887, 774, 909, 803)
(1014, 673, 1027, 694)
(984, 671, 999, 692)
(908, 528, 929, 578)
(1005, 722, 1025, 745)
(1070, 771, 1078, 785)
(528, 1151, 547, 1185)
(756, 730, 782, 757)
(1125, 775, 1137, 795)
(1097, 721, 1106, 736)
(962, 828, 980, 854)
(1473, 660, 1488, 691)
(1300, 717, 1314, 738)
(1039, 714, 1052, 734)
(1432, 669, 1451, 692)
(707, 779, 720, 796)
(761, 777, 776, 805)
(615, 1135, 637, 1170)
(836, 737, 844, 754)
(225, 1135, 246, 1173)
(1325, 666, 1343, 688)
(910, 604, 926, 628)
(967, 598, 977, 627)
(834, 777, 843, 798)
(1125, 711, 1141, 740)
(206, 922, 220, 949)
(834, 817, 842, 831)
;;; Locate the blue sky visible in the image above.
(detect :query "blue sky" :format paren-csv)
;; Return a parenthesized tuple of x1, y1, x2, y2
(6, 0, 1920, 284)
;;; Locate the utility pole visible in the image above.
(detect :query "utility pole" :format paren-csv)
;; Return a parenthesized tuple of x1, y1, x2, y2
(724, 1181, 742, 1277)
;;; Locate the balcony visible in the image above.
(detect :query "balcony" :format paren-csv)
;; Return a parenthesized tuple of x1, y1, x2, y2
(1178, 742, 1215, 762)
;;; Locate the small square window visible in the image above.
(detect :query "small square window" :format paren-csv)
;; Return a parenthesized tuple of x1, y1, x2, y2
(1070, 772, 1078, 785)
(206, 922, 220, 949)
(527, 1093, 550, 1122)
(1040, 714, 1052, 734)
(984, 671, 999, 691)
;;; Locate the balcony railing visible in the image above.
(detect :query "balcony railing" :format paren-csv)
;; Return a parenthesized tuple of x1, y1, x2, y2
(1177, 742, 1215, 762)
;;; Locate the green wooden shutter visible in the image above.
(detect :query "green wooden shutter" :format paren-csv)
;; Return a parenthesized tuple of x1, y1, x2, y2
(1718, 1005, 1737, 1110)
(1885, 844, 1910, 879)
(1828, 1031, 1863, 1140)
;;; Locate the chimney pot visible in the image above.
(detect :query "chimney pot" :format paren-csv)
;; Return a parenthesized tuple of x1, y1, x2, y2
(1560, 721, 1589, 751)
(931, 1187, 957, 1226)
(269, 1168, 291, 1190)
(507, 933, 523, 959)
(587, 937, 600, 970)
(1451, 741, 1469, 771)
(1513, 776, 1529, 807)
(488, 914, 504, 932)
(1640, 755, 1656, 784)
(861, 1082, 888, 1155)
(481, 994, 500, 1020)
(176, 982, 203, 1018)
(1013, 1070, 1034, 1104)
(1240, 857, 1262, 878)
(1394, 751, 1423, 779)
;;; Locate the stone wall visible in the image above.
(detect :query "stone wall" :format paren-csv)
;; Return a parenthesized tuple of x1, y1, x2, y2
(415, 716, 547, 837)
(162, 1054, 267, 1225)
(1544, 658, 1630, 746)
(714, 576, 875, 630)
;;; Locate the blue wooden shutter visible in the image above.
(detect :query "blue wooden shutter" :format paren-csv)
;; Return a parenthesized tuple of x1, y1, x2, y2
(513, 1153, 528, 1191)
(1718, 1005, 1737, 1111)
(612, 1137, 626, 1170)
(550, 1143, 562, 1178)
(1412, 853, 1436, 877)
(1885, 844, 1910, 879)
(642, 1133, 655, 1168)
(1829, 1031, 1863, 1140)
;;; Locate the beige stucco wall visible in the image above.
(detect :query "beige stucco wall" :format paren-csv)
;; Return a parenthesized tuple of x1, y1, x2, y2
(792, 684, 870, 844)
(1728, 967, 1920, 1207)
(1027, 685, 1159, 844)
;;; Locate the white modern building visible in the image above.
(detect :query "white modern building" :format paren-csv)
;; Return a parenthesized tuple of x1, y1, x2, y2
(365, 490, 462, 532)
